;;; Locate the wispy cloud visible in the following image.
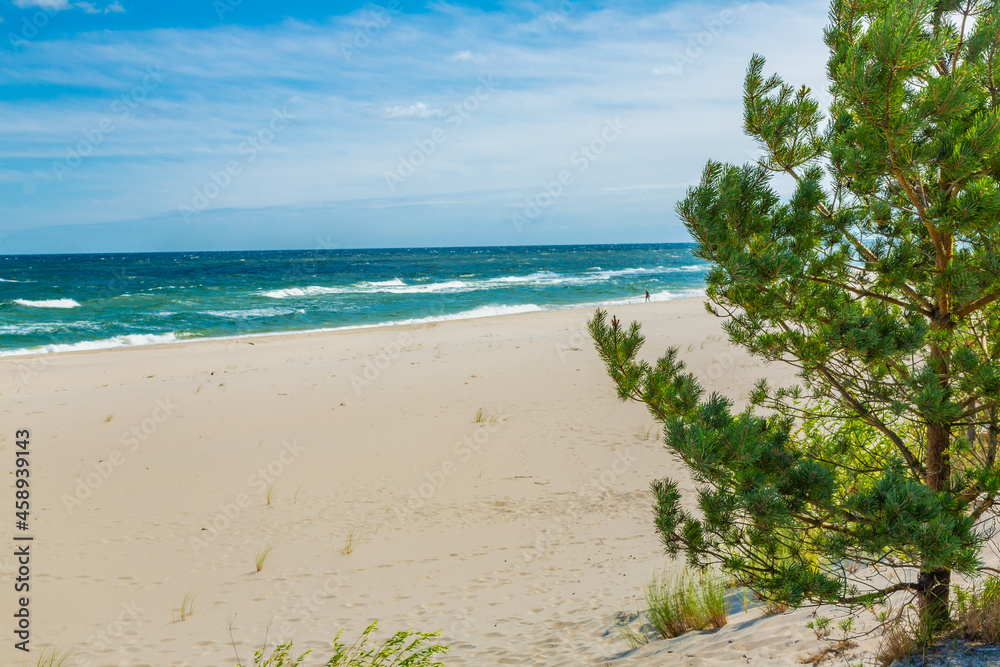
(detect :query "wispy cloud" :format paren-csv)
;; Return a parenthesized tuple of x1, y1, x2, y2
(0, 0, 830, 251)
(13, 0, 124, 12)
(380, 102, 444, 119)
(12, 0, 70, 9)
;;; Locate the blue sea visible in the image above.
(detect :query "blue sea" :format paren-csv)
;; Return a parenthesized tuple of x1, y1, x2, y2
(0, 244, 707, 357)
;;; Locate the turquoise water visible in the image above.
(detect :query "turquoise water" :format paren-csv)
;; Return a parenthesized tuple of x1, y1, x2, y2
(0, 244, 706, 356)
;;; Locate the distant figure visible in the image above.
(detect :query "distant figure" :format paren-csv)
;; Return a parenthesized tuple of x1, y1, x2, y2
(645, 290, 651, 302)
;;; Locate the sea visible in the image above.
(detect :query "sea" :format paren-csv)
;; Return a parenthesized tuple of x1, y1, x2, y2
(0, 243, 708, 357)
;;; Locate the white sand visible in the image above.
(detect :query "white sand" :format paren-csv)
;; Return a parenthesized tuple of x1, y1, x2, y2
(0, 298, 877, 666)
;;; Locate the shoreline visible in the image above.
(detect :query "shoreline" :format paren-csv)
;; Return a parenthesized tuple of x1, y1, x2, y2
(0, 292, 706, 359)
(4, 297, 825, 666)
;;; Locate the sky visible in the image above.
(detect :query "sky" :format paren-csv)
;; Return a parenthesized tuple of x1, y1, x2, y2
(0, 0, 831, 254)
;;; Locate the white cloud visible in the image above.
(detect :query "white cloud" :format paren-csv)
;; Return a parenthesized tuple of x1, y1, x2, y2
(450, 50, 493, 63)
(380, 102, 443, 119)
(14, 0, 123, 12)
(13, 0, 70, 9)
(0, 0, 831, 248)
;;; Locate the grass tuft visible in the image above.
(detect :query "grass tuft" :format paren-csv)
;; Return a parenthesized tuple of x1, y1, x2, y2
(234, 620, 448, 667)
(265, 485, 274, 506)
(473, 408, 506, 423)
(615, 620, 649, 650)
(172, 592, 197, 623)
(33, 648, 72, 667)
(104, 414, 114, 423)
(644, 568, 728, 639)
(343, 528, 355, 555)
(953, 575, 1000, 644)
(254, 545, 275, 573)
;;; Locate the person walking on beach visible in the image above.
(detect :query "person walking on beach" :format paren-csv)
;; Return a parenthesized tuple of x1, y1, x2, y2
(645, 290, 650, 302)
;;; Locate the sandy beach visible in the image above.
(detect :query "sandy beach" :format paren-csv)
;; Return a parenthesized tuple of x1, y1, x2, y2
(0, 297, 860, 666)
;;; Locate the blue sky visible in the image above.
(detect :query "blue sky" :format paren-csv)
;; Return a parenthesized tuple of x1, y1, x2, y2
(0, 0, 829, 253)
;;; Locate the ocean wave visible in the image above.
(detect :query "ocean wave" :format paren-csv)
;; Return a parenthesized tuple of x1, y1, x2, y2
(0, 278, 32, 283)
(0, 321, 98, 335)
(261, 286, 346, 299)
(12, 298, 81, 309)
(261, 280, 472, 298)
(258, 266, 707, 299)
(364, 278, 406, 287)
(203, 307, 302, 320)
(0, 332, 180, 357)
(590, 265, 710, 280)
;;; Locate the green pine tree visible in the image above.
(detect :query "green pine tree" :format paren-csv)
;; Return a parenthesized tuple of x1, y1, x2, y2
(590, 0, 1000, 630)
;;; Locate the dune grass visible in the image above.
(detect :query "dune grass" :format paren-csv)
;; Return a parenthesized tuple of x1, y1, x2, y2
(953, 575, 1000, 644)
(644, 568, 728, 639)
(233, 620, 448, 667)
(254, 545, 275, 573)
(32, 649, 72, 667)
(473, 408, 507, 423)
(343, 528, 355, 555)
(172, 592, 197, 623)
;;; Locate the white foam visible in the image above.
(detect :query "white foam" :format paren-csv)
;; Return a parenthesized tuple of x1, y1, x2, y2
(12, 298, 81, 309)
(364, 278, 406, 287)
(261, 286, 346, 299)
(0, 291, 707, 358)
(384, 280, 469, 294)
(203, 307, 301, 319)
(0, 332, 180, 357)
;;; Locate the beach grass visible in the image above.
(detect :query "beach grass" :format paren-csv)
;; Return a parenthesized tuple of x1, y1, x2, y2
(645, 568, 728, 639)
(953, 575, 1000, 644)
(343, 528, 355, 555)
(254, 545, 275, 573)
(234, 621, 448, 667)
(473, 408, 507, 423)
(32, 648, 72, 667)
(265, 485, 274, 506)
(172, 592, 197, 623)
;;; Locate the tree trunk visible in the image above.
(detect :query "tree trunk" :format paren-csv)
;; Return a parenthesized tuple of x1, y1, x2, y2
(923, 417, 952, 629)
(918, 567, 951, 630)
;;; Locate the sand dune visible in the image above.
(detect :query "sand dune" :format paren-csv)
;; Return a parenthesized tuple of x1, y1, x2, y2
(0, 298, 870, 666)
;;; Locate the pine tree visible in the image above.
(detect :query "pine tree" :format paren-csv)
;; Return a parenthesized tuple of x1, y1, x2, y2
(590, 0, 1000, 629)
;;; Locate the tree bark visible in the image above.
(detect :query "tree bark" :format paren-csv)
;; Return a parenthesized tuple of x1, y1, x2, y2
(924, 336, 953, 629)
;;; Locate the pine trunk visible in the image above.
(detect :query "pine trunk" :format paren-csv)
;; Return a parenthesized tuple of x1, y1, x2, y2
(923, 394, 952, 628)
